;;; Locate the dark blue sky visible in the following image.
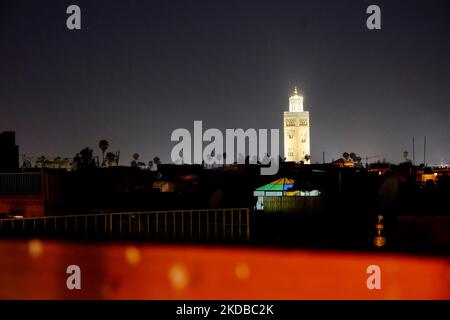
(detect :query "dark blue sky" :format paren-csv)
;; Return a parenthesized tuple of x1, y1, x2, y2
(1, 0, 449, 165)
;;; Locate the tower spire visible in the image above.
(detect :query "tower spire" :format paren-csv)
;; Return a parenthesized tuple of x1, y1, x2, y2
(284, 85, 310, 164)
(289, 86, 303, 112)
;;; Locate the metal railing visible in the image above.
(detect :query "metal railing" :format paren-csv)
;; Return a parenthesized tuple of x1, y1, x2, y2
(0, 208, 250, 242)
(0, 173, 42, 194)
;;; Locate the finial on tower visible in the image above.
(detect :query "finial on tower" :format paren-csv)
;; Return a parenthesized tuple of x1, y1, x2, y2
(293, 86, 298, 95)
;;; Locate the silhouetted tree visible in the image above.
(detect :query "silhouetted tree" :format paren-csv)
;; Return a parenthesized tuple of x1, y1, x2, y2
(131, 153, 140, 167)
(114, 151, 120, 166)
(72, 153, 81, 170)
(74, 147, 96, 170)
(153, 157, 161, 171)
(105, 152, 116, 167)
(98, 139, 109, 166)
(343, 152, 350, 161)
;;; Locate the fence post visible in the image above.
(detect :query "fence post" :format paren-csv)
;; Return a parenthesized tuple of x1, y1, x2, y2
(223, 210, 226, 239)
(215, 210, 217, 240)
(246, 208, 250, 242)
(128, 214, 132, 237)
(156, 212, 159, 238)
(181, 211, 184, 239)
(109, 214, 113, 237)
(206, 210, 209, 241)
(190, 211, 193, 240)
(238, 209, 242, 240)
(198, 211, 201, 240)
(231, 209, 234, 240)
(138, 213, 141, 238)
(147, 213, 150, 238)
(164, 212, 168, 240)
(173, 211, 176, 240)
(119, 213, 122, 237)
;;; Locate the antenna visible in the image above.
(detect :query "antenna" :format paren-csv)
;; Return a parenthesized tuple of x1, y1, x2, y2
(423, 136, 426, 166)
(412, 136, 415, 165)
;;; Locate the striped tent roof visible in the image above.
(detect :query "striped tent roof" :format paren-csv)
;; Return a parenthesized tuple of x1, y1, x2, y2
(255, 178, 295, 192)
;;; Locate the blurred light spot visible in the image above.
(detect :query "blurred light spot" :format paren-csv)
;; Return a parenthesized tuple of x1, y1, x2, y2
(28, 239, 43, 258)
(100, 283, 112, 299)
(101, 278, 121, 299)
(235, 262, 250, 280)
(125, 246, 141, 266)
(168, 264, 189, 290)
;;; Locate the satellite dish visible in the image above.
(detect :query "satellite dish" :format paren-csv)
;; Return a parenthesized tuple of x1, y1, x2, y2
(22, 160, 32, 169)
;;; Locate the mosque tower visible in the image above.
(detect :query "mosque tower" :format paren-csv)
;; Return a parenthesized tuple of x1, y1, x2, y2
(283, 87, 311, 163)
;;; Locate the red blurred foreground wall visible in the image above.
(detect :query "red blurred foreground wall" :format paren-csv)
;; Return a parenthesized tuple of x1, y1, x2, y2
(0, 240, 448, 299)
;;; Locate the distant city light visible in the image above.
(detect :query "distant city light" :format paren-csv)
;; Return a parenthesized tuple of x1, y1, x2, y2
(168, 263, 189, 291)
(28, 239, 44, 258)
(125, 246, 141, 266)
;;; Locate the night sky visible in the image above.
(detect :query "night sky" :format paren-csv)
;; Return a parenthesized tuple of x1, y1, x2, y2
(1, 0, 449, 165)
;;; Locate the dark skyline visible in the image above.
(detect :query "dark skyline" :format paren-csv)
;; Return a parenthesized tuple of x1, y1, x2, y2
(1, 0, 449, 165)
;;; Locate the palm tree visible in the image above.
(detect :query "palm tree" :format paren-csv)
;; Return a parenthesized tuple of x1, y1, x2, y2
(98, 139, 109, 166)
(114, 151, 120, 166)
(131, 153, 140, 167)
(153, 157, 161, 170)
(105, 152, 115, 167)
(343, 152, 350, 161)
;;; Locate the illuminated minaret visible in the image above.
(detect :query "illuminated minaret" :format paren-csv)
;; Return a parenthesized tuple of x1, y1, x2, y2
(284, 87, 310, 163)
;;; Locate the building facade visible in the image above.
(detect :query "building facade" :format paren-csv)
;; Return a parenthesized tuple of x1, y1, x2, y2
(0, 131, 19, 172)
(283, 87, 310, 163)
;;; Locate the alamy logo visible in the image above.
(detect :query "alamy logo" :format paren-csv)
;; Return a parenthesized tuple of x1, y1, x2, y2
(171, 121, 280, 175)
(66, 265, 82, 290)
(66, 5, 81, 30)
(366, 5, 381, 30)
(366, 265, 381, 290)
